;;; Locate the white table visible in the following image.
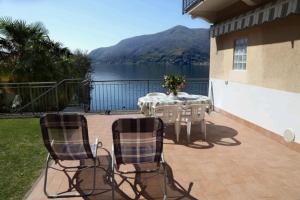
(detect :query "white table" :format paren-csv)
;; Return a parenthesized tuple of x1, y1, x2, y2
(138, 93, 212, 116)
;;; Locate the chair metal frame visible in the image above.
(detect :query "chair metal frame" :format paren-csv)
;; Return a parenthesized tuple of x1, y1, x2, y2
(40, 113, 101, 198)
(110, 117, 168, 200)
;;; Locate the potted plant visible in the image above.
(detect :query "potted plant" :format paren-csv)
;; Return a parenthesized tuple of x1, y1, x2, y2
(163, 75, 186, 97)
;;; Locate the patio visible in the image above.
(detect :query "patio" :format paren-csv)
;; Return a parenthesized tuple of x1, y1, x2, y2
(25, 112, 300, 200)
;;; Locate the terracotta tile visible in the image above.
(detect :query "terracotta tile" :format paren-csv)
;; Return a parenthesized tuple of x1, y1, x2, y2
(205, 190, 238, 200)
(226, 183, 254, 200)
(219, 172, 245, 186)
(24, 113, 300, 200)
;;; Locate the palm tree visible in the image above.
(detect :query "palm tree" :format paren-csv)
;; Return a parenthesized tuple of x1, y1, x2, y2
(0, 17, 51, 80)
(0, 17, 74, 81)
(0, 17, 90, 82)
(0, 17, 49, 60)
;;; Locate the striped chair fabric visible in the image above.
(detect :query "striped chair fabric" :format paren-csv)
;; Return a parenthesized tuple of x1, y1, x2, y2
(112, 117, 164, 169)
(40, 113, 95, 160)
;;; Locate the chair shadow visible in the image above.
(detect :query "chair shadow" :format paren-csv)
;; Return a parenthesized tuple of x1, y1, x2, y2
(75, 148, 198, 200)
(135, 163, 198, 200)
(206, 121, 241, 146)
(164, 121, 241, 149)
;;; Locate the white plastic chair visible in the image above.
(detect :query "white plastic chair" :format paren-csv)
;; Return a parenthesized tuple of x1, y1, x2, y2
(144, 93, 167, 115)
(152, 104, 181, 142)
(146, 92, 167, 97)
(179, 104, 206, 143)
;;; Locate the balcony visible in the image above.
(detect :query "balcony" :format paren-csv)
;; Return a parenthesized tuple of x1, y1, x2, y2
(182, 0, 275, 23)
(182, 0, 202, 14)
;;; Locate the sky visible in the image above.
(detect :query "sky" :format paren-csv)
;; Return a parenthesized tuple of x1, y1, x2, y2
(0, 0, 209, 52)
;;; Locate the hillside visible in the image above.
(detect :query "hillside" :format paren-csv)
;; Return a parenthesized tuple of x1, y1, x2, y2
(89, 25, 210, 65)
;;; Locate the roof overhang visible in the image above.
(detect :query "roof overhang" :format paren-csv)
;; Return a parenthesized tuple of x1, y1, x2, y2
(187, 0, 271, 23)
(211, 0, 300, 37)
(187, 0, 240, 23)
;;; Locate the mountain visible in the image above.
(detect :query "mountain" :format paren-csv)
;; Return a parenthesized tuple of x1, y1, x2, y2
(89, 25, 210, 66)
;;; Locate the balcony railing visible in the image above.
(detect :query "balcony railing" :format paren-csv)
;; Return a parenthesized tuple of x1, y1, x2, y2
(0, 79, 86, 114)
(0, 79, 209, 114)
(89, 79, 209, 112)
(182, 0, 202, 14)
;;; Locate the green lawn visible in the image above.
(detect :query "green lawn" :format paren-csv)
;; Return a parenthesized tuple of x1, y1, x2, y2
(0, 118, 46, 200)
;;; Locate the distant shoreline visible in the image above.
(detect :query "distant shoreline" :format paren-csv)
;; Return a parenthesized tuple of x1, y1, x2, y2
(91, 61, 209, 67)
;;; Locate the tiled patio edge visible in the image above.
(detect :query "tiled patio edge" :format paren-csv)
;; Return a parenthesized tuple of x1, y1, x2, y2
(214, 107, 300, 153)
(23, 168, 46, 200)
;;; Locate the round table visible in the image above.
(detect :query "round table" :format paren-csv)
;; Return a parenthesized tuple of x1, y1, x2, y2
(138, 93, 212, 116)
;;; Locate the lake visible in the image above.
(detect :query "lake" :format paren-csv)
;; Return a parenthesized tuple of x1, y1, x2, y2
(92, 63, 209, 80)
(90, 63, 209, 112)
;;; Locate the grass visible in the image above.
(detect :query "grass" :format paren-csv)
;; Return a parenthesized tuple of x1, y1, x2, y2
(0, 118, 46, 200)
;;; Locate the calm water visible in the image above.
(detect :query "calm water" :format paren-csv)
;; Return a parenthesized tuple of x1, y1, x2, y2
(92, 63, 209, 80)
(90, 63, 209, 112)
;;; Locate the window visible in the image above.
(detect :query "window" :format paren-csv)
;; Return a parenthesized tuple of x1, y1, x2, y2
(233, 38, 247, 70)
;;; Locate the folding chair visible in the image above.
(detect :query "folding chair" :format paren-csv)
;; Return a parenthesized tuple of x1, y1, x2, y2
(111, 117, 167, 200)
(40, 113, 101, 198)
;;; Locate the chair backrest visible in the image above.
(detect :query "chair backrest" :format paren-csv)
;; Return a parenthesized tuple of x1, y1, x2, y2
(180, 104, 206, 123)
(153, 105, 180, 124)
(112, 117, 164, 168)
(146, 92, 167, 97)
(40, 113, 93, 161)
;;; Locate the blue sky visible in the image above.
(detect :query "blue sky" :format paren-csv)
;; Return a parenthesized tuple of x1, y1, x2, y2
(0, 0, 209, 52)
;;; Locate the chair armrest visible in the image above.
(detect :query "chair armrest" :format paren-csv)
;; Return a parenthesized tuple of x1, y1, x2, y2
(95, 138, 102, 148)
(111, 144, 115, 170)
(161, 152, 166, 163)
(111, 144, 114, 157)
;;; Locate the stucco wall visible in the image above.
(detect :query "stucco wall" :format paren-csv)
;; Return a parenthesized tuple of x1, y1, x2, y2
(210, 78, 300, 144)
(209, 14, 300, 144)
(210, 14, 300, 93)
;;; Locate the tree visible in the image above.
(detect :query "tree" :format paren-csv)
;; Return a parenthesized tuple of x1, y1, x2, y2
(72, 50, 92, 79)
(0, 17, 90, 82)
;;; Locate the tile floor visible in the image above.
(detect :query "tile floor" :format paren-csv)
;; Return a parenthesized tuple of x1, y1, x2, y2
(25, 112, 300, 200)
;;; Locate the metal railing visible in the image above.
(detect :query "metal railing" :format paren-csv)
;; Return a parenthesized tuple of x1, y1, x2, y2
(182, 0, 202, 14)
(0, 78, 209, 114)
(0, 82, 56, 113)
(0, 79, 86, 114)
(89, 79, 209, 112)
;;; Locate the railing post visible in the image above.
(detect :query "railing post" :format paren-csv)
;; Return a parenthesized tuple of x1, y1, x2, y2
(64, 82, 66, 107)
(55, 82, 59, 112)
(147, 80, 150, 93)
(29, 84, 35, 114)
(183, 0, 200, 14)
(77, 81, 80, 106)
(88, 80, 91, 112)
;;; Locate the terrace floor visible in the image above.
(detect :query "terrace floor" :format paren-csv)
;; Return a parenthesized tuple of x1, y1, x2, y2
(25, 112, 300, 200)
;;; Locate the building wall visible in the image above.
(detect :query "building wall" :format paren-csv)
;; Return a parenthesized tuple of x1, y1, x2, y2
(210, 14, 300, 93)
(209, 14, 300, 143)
(211, 78, 300, 143)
